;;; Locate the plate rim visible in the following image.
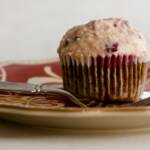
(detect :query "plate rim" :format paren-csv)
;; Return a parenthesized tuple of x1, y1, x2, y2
(0, 104, 150, 113)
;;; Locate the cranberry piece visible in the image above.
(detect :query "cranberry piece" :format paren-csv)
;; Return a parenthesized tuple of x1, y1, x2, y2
(105, 42, 119, 52)
(113, 23, 117, 27)
(112, 43, 119, 51)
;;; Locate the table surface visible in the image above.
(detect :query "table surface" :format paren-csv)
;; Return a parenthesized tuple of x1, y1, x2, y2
(0, 119, 150, 150)
(0, 121, 149, 150)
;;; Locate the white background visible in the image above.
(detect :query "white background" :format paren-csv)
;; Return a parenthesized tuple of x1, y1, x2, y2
(1, 0, 150, 150)
(0, 0, 150, 60)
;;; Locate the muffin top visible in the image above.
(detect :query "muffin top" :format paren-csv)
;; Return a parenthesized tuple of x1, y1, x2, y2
(58, 18, 149, 61)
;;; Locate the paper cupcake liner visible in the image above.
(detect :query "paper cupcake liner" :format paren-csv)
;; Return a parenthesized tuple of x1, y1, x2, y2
(60, 55, 149, 102)
(145, 63, 150, 91)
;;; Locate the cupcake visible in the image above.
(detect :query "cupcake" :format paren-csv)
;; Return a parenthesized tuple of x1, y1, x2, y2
(58, 18, 150, 102)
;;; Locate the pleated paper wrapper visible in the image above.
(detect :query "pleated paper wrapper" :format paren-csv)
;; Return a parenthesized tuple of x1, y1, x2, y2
(60, 55, 149, 102)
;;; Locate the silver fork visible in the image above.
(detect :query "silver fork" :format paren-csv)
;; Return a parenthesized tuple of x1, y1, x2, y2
(0, 81, 87, 108)
(0, 81, 149, 107)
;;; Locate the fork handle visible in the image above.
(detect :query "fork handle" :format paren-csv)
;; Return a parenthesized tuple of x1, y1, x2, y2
(0, 81, 87, 108)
